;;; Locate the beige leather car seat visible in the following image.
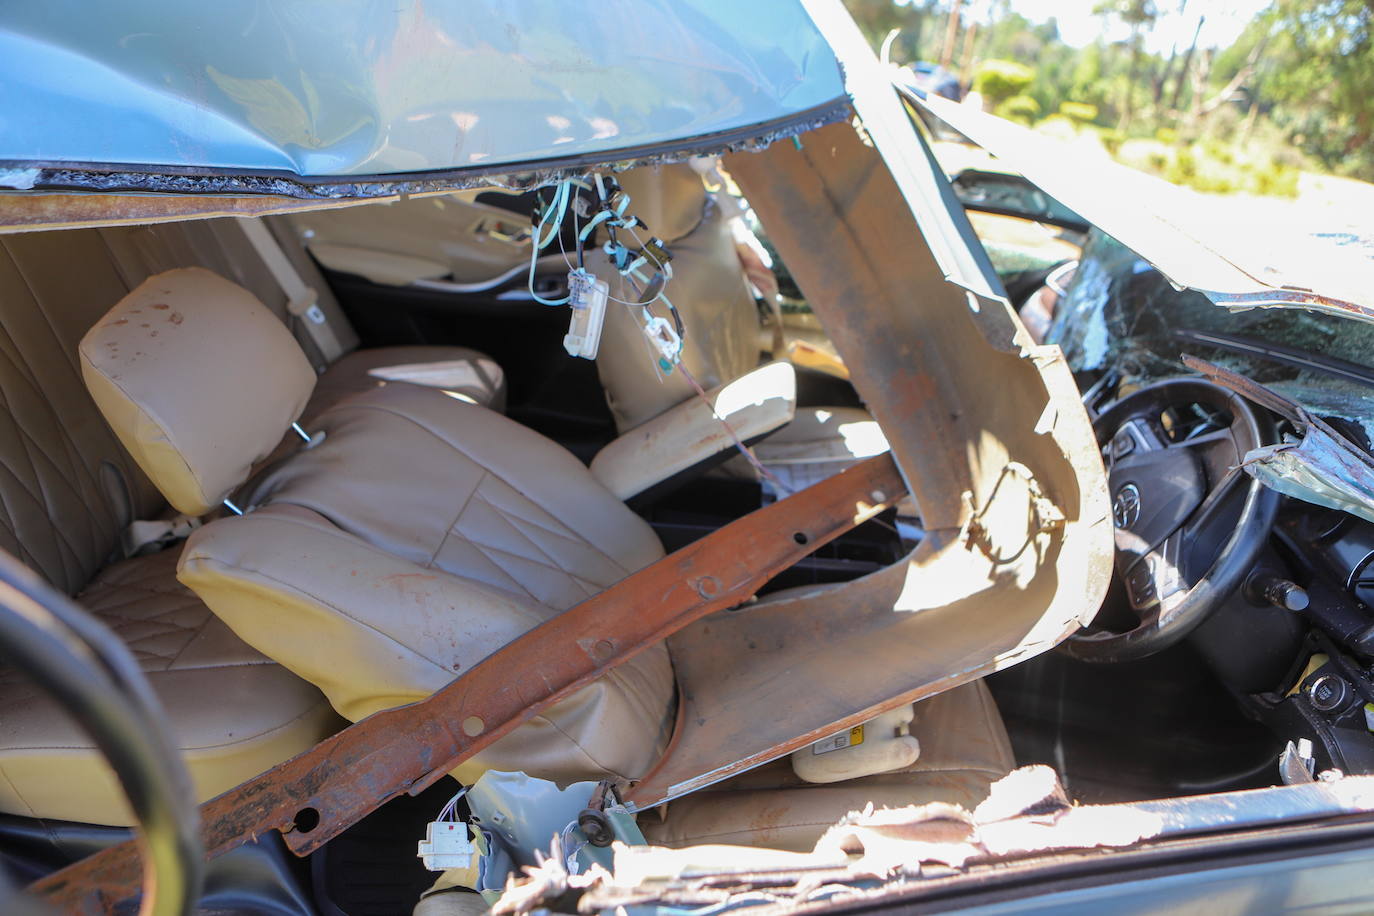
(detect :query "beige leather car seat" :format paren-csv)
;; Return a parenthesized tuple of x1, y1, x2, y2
(590, 165, 761, 433)
(101, 216, 508, 416)
(303, 343, 505, 420)
(81, 267, 675, 787)
(641, 679, 1014, 852)
(587, 166, 895, 501)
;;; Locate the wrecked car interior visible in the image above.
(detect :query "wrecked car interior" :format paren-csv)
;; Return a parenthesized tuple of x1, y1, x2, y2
(0, 1, 1373, 913)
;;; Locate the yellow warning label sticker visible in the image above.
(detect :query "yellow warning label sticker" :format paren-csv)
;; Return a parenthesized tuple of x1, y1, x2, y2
(813, 723, 866, 754)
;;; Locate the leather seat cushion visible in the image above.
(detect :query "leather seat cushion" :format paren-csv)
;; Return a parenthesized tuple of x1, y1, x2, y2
(180, 384, 675, 787)
(0, 549, 342, 826)
(307, 345, 506, 420)
(640, 680, 1014, 852)
(749, 407, 918, 514)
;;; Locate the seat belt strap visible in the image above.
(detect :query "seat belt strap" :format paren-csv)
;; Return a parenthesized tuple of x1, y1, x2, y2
(240, 218, 346, 368)
(121, 515, 201, 557)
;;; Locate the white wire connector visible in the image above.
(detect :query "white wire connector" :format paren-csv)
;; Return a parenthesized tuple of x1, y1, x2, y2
(417, 821, 473, 871)
(417, 787, 474, 871)
(531, 172, 687, 375)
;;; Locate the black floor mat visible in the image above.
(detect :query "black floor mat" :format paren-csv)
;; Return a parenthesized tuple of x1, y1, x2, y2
(311, 778, 467, 916)
(988, 641, 1285, 805)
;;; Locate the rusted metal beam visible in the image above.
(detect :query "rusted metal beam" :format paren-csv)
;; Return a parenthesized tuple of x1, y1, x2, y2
(33, 454, 905, 914)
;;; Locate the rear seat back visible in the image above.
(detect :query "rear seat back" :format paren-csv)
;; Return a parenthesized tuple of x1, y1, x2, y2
(0, 231, 162, 593)
(0, 218, 354, 595)
(0, 221, 354, 826)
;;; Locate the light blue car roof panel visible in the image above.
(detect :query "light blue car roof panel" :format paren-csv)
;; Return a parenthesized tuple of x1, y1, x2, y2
(0, 0, 845, 178)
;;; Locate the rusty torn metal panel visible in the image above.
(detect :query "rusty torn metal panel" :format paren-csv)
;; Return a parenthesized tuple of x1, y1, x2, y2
(623, 0, 1112, 810)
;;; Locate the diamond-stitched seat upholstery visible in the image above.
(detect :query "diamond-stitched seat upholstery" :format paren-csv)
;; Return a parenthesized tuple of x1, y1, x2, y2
(0, 223, 434, 825)
(243, 385, 649, 609)
(180, 382, 677, 787)
(0, 550, 341, 825)
(0, 230, 164, 595)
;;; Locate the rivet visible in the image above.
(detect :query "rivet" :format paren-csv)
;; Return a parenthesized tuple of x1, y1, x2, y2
(696, 576, 721, 599)
(462, 716, 485, 737)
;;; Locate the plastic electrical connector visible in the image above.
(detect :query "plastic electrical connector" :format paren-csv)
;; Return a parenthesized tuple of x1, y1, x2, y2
(643, 316, 682, 372)
(417, 821, 474, 871)
(563, 268, 610, 359)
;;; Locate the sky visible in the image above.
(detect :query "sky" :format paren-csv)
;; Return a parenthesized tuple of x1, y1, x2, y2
(901, 0, 1275, 53)
(1011, 0, 1271, 52)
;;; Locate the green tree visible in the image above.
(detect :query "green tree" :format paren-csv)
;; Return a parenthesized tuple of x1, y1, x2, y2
(973, 58, 1035, 105)
(1247, 0, 1374, 179)
(1092, 0, 1159, 127)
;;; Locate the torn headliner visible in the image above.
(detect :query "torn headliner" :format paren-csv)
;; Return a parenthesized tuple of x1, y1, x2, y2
(908, 90, 1374, 324)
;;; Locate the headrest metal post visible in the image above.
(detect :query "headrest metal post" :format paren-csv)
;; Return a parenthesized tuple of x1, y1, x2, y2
(222, 499, 244, 517)
(291, 421, 326, 449)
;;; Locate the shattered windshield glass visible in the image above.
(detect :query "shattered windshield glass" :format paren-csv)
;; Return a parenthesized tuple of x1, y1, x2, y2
(1049, 230, 1374, 441)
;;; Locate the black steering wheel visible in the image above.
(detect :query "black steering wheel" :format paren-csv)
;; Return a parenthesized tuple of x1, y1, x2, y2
(1061, 377, 1280, 662)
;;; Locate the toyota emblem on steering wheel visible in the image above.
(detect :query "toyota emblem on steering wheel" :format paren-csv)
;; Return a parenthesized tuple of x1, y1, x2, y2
(1113, 483, 1142, 529)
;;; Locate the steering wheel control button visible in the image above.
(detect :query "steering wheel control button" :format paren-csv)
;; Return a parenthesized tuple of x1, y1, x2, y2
(1125, 557, 1158, 606)
(1113, 483, 1142, 529)
(1308, 674, 1351, 713)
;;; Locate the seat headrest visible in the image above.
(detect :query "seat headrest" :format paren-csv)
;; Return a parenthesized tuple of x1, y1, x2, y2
(616, 164, 707, 244)
(79, 267, 316, 516)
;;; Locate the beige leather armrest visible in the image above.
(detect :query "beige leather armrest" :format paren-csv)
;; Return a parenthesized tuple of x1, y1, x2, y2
(590, 362, 797, 501)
